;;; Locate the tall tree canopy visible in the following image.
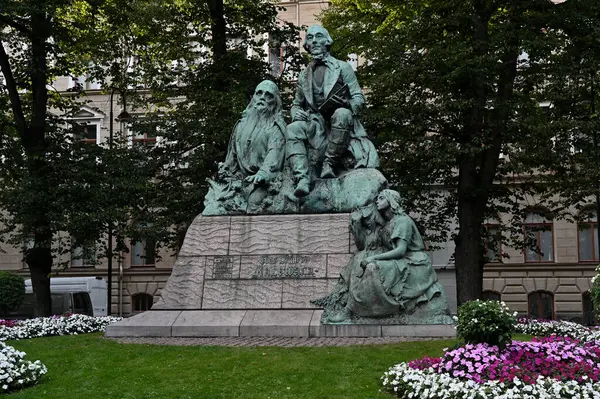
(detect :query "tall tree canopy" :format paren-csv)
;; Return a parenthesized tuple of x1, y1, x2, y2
(320, 0, 593, 305)
(0, 0, 301, 315)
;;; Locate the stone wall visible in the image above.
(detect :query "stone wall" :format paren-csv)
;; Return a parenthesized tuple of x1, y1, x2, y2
(154, 213, 457, 312)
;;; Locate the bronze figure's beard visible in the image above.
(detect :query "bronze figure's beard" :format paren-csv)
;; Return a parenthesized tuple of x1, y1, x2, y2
(239, 101, 276, 135)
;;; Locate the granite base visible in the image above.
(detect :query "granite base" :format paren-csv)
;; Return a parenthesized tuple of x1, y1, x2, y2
(105, 310, 456, 338)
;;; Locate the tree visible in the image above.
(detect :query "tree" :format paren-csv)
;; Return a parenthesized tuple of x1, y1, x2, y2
(0, 0, 84, 316)
(0, 272, 25, 317)
(321, 0, 570, 305)
(521, 1, 600, 235)
(0, 0, 187, 315)
(0, 0, 302, 315)
(121, 0, 303, 250)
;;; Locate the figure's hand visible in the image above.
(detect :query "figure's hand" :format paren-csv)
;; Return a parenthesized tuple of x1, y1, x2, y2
(218, 163, 230, 178)
(293, 109, 309, 122)
(357, 257, 372, 278)
(331, 95, 350, 108)
(360, 256, 376, 269)
(244, 173, 265, 185)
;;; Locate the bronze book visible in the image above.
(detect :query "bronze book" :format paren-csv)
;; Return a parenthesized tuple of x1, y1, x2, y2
(318, 83, 350, 117)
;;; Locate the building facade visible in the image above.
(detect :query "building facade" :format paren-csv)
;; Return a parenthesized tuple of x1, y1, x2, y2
(0, 0, 594, 321)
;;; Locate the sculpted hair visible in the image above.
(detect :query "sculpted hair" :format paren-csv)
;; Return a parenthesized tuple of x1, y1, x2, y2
(242, 80, 283, 118)
(303, 25, 333, 52)
(380, 189, 404, 214)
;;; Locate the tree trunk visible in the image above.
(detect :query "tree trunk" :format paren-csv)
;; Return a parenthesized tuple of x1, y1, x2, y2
(452, 5, 489, 306)
(26, 242, 53, 317)
(207, 0, 227, 61)
(454, 157, 486, 306)
(25, 10, 53, 317)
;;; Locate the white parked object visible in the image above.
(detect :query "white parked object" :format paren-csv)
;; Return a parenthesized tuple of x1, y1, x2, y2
(25, 277, 107, 317)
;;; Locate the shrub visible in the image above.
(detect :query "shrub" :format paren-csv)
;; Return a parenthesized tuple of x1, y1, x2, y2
(456, 299, 516, 348)
(0, 272, 25, 317)
(590, 265, 600, 314)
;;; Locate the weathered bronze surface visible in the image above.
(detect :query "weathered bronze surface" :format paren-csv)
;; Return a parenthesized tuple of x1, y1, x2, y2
(313, 189, 453, 324)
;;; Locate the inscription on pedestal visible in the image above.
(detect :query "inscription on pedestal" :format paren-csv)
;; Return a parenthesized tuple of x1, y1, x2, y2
(213, 256, 235, 279)
(251, 255, 320, 279)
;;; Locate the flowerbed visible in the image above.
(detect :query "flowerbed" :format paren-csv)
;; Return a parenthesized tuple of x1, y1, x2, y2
(515, 318, 600, 342)
(383, 336, 600, 398)
(0, 320, 18, 328)
(0, 314, 122, 341)
(1, 341, 47, 393)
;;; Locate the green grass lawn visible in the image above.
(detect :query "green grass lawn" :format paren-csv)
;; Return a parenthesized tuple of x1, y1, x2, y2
(5, 334, 457, 399)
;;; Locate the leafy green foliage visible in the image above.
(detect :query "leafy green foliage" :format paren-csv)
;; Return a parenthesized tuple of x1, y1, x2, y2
(456, 300, 516, 349)
(320, 0, 600, 304)
(0, 272, 25, 317)
(590, 266, 600, 314)
(0, 0, 303, 315)
(516, 1, 600, 221)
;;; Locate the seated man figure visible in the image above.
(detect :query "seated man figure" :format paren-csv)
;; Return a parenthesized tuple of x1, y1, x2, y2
(208, 80, 286, 214)
(286, 25, 379, 198)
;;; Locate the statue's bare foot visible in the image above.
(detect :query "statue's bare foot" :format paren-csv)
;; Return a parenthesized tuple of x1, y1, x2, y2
(328, 307, 352, 323)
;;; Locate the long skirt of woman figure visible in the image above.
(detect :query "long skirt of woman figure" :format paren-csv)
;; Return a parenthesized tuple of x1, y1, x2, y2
(339, 248, 443, 318)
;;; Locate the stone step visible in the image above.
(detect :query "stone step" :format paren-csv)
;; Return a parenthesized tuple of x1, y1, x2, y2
(104, 309, 456, 338)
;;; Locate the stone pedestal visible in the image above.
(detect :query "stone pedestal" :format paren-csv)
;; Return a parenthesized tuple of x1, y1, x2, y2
(105, 213, 456, 338)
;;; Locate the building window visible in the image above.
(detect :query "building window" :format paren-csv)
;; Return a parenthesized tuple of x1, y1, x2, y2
(131, 222, 155, 267)
(524, 212, 554, 262)
(68, 72, 102, 91)
(583, 292, 596, 326)
(268, 37, 283, 77)
(578, 210, 598, 262)
(71, 244, 96, 267)
(75, 123, 98, 145)
(131, 121, 158, 148)
(132, 293, 153, 312)
(482, 290, 501, 301)
(268, 46, 283, 76)
(528, 291, 554, 320)
(483, 224, 502, 262)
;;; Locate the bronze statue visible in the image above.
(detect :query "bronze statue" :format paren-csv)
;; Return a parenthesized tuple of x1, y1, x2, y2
(203, 26, 385, 216)
(315, 189, 452, 324)
(286, 25, 379, 198)
(203, 80, 286, 214)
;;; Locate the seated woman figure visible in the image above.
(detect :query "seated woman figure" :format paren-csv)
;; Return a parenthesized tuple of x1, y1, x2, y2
(326, 189, 447, 323)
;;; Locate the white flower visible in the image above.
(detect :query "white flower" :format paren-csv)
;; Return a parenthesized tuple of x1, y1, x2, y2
(0, 315, 121, 393)
(0, 315, 121, 342)
(381, 361, 600, 399)
(0, 341, 47, 393)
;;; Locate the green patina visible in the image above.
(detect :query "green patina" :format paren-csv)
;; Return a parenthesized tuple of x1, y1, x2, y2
(202, 26, 450, 325)
(203, 25, 380, 216)
(313, 189, 453, 325)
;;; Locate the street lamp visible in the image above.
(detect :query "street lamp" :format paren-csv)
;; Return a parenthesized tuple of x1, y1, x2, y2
(107, 87, 131, 316)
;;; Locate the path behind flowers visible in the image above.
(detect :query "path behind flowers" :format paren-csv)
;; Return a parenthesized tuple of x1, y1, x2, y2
(5, 333, 456, 399)
(113, 336, 436, 347)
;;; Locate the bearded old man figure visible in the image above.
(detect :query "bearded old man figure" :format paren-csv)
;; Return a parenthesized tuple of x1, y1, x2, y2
(287, 25, 379, 198)
(203, 80, 286, 214)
